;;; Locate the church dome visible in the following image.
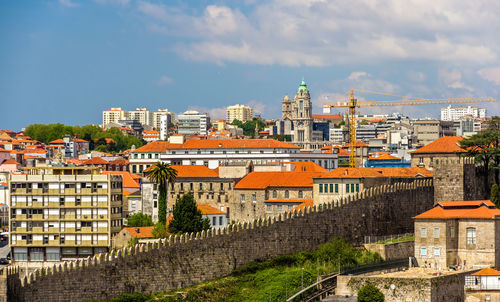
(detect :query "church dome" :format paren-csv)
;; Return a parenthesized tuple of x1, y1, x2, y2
(283, 94, 290, 102)
(297, 80, 308, 93)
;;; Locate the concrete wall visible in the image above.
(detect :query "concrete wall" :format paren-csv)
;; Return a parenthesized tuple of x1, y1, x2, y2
(3, 180, 434, 302)
(364, 241, 414, 261)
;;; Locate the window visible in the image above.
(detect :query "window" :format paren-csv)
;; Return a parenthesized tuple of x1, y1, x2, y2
(190, 183, 193, 191)
(298, 190, 303, 198)
(434, 248, 440, 256)
(329, 184, 333, 193)
(421, 227, 427, 238)
(219, 216, 223, 226)
(251, 194, 256, 203)
(277, 205, 282, 211)
(285, 190, 289, 198)
(220, 183, 224, 190)
(319, 184, 323, 193)
(356, 184, 359, 192)
(466, 227, 476, 244)
(148, 154, 152, 159)
(209, 183, 213, 191)
(212, 217, 217, 226)
(199, 183, 203, 190)
(420, 247, 427, 256)
(335, 184, 338, 193)
(266, 204, 272, 212)
(419, 157, 424, 165)
(351, 184, 355, 193)
(433, 227, 440, 238)
(346, 184, 350, 193)
(240, 194, 245, 203)
(273, 190, 277, 198)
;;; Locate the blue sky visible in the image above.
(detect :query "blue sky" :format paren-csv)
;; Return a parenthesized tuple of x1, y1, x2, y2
(1, 0, 500, 131)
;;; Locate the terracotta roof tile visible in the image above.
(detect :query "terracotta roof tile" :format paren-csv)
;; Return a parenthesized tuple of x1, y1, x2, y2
(108, 158, 129, 165)
(101, 171, 140, 189)
(235, 171, 323, 189)
(316, 167, 433, 178)
(472, 267, 500, 276)
(198, 204, 225, 215)
(124, 226, 154, 238)
(290, 200, 314, 212)
(411, 136, 465, 154)
(1, 159, 20, 165)
(171, 165, 218, 178)
(0, 148, 9, 152)
(414, 200, 500, 219)
(84, 157, 109, 165)
(49, 139, 65, 144)
(369, 152, 401, 161)
(289, 162, 328, 172)
(312, 114, 342, 119)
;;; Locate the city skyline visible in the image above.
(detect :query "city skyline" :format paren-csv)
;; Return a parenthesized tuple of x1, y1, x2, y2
(2, 1, 500, 131)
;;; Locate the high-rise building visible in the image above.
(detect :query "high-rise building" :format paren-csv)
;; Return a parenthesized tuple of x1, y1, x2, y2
(226, 104, 253, 123)
(129, 108, 153, 127)
(160, 114, 171, 140)
(177, 110, 210, 135)
(440, 105, 486, 121)
(9, 166, 124, 262)
(102, 108, 128, 127)
(153, 109, 174, 130)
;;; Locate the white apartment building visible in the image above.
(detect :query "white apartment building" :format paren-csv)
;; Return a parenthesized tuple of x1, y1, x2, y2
(440, 105, 486, 121)
(226, 104, 253, 123)
(153, 109, 174, 130)
(102, 108, 128, 127)
(160, 115, 170, 140)
(129, 138, 338, 173)
(129, 108, 153, 127)
(177, 110, 210, 135)
(329, 128, 344, 144)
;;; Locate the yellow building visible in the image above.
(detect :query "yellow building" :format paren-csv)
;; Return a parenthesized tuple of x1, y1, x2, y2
(9, 166, 124, 262)
(102, 107, 128, 127)
(226, 104, 253, 123)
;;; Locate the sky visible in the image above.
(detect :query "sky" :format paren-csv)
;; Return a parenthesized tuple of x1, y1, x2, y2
(1, 0, 500, 131)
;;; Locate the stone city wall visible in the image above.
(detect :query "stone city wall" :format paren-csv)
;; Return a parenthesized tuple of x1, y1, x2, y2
(364, 241, 414, 261)
(4, 180, 434, 302)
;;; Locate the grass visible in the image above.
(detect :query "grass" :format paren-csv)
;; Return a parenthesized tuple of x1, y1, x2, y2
(95, 237, 383, 302)
(374, 235, 414, 245)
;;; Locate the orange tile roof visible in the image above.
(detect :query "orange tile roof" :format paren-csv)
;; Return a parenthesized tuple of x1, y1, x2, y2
(289, 161, 328, 172)
(101, 171, 140, 189)
(170, 165, 218, 178)
(198, 204, 225, 215)
(84, 157, 109, 165)
(0, 148, 9, 152)
(235, 171, 323, 189)
(105, 138, 116, 144)
(66, 158, 85, 165)
(472, 267, 500, 276)
(414, 200, 500, 220)
(376, 167, 433, 178)
(108, 158, 129, 165)
(265, 199, 311, 203)
(133, 139, 301, 153)
(49, 139, 65, 144)
(317, 167, 433, 178)
(73, 138, 88, 143)
(124, 226, 154, 239)
(411, 136, 465, 154)
(24, 155, 45, 160)
(1, 159, 20, 165)
(312, 114, 342, 119)
(0, 182, 7, 186)
(143, 130, 159, 135)
(369, 153, 401, 161)
(291, 200, 314, 212)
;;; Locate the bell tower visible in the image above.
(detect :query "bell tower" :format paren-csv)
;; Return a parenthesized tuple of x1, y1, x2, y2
(292, 79, 313, 144)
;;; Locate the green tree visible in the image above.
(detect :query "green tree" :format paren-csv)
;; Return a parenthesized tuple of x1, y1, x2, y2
(126, 213, 154, 227)
(359, 120, 369, 125)
(357, 283, 384, 302)
(127, 237, 139, 248)
(168, 193, 210, 234)
(339, 120, 346, 126)
(491, 184, 499, 208)
(152, 222, 169, 239)
(146, 162, 177, 225)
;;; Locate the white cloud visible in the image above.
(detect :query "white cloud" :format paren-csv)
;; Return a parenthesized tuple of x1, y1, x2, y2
(347, 72, 368, 81)
(59, 0, 79, 8)
(137, 0, 500, 67)
(94, 0, 130, 5)
(478, 66, 500, 85)
(438, 68, 474, 92)
(187, 106, 226, 120)
(156, 75, 173, 86)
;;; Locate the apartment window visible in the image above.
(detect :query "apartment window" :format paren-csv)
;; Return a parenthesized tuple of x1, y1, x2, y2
(273, 190, 277, 198)
(134, 154, 138, 159)
(285, 190, 289, 199)
(433, 227, 440, 238)
(277, 205, 282, 211)
(421, 227, 427, 238)
(209, 183, 213, 191)
(356, 184, 359, 192)
(430, 157, 434, 166)
(148, 154, 152, 159)
(329, 184, 333, 193)
(199, 183, 203, 190)
(298, 190, 303, 198)
(240, 194, 245, 203)
(419, 157, 424, 165)
(324, 184, 328, 193)
(190, 183, 193, 191)
(420, 247, 427, 256)
(155, 154, 159, 159)
(266, 204, 272, 212)
(346, 184, 350, 193)
(141, 154, 145, 159)
(434, 248, 440, 256)
(220, 183, 224, 190)
(43, 236, 49, 244)
(450, 226, 455, 238)
(319, 184, 323, 193)
(180, 183, 184, 191)
(219, 216, 223, 226)
(466, 227, 476, 244)
(335, 184, 338, 193)
(212, 217, 217, 226)
(132, 165, 137, 173)
(251, 194, 256, 203)
(351, 184, 355, 193)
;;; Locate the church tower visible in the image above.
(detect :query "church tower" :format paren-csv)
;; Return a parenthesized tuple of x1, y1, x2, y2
(292, 80, 313, 144)
(281, 94, 292, 119)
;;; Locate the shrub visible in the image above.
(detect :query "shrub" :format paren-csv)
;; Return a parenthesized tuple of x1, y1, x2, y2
(358, 283, 384, 302)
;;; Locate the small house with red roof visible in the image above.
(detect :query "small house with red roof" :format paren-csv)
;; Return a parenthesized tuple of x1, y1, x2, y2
(198, 204, 227, 229)
(113, 226, 155, 249)
(413, 200, 500, 270)
(465, 267, 500, 301)
(0, 159, 21, 173)
(410, 136, 465, 171)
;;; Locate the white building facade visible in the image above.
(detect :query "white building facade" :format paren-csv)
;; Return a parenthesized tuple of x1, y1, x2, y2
(102, 108, 128, 127)
(177, 111, 210, 135)
(441, 106, 486, 121)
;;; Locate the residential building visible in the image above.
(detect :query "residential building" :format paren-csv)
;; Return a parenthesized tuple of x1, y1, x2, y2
(129, 138, 339, 173)
(0, 159, 21, 172)
(49, 136, 79, 158)
(143, 130, 160, 143)
(102, 107, 128, 127)
(413, 119, 441, 147)
(124, 190, 141, 217)
(153, 109, 174, 131)
(129, 108, 153, 127)
(199, 204, 227, 229)
(114, 226, 154, 249)
(466, 267, 500, 301)
(441, 105, 486, 121)
(410, 136, 465, 171)
(159, 114, 171, 140)
(329, 128, 345, 144)
(177, 110, 210, 135)
(226, 104, 253, 123)
(313, 167, 433, 205)
(9, 166, 124, 262)
(414, 200, 500, 270)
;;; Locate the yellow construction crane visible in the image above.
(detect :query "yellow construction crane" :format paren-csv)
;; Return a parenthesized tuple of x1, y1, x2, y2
(323, 89, 497, 167)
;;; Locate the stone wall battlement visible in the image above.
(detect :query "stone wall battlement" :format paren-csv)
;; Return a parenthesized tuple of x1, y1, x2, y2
(4, 179, 434, 302)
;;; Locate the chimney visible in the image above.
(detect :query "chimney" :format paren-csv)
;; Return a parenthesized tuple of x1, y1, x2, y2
(136, 228, 140, 233)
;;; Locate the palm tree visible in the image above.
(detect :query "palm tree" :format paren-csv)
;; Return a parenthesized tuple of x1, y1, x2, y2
(146, 162, 177, 225)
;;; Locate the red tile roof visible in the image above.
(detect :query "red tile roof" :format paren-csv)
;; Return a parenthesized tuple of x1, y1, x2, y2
(24, 155, 45, 160)
(289, 162, 328, 172)
(369, 152, 401, 161)
(312, 114, 342, 119)
(124, 226, 154, 239)
(133, 139, 301, 153)
(472, 267, 500, 276)
(235, 171, 323, 189)
(411, 136, 465, 154)
(101, 171, 141, 189)
(49, 139, 65, 144)
(84, 157, 109, 165)
(414, 200, 500, 220)
(198, 204, 225, 215)
(170, 165, 218, 178)
(108, 158, 129, 165)
(1, 159, 20, 165)
(73, 138, 88, 143)
(291, 200, 314, 212)
(0, 148, 9, 153)
(316, 167, 433, 178)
